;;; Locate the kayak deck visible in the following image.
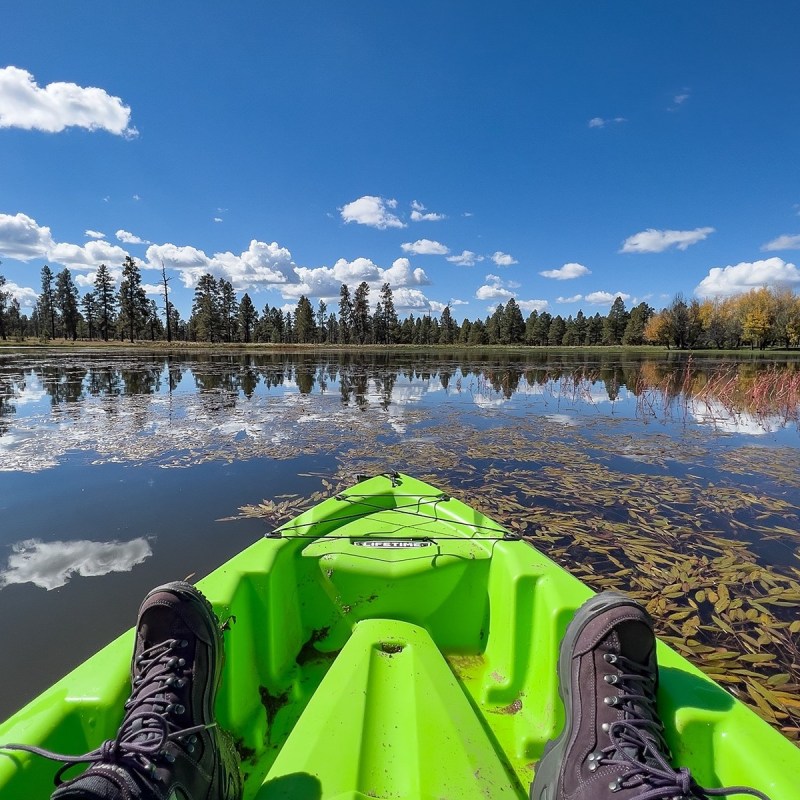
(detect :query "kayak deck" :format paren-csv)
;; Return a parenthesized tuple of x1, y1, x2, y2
(0, 473, 797, 799)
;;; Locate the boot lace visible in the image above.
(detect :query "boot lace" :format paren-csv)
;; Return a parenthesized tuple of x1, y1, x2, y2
(0, 638, 215, 800)
(594, 653, 771, 800)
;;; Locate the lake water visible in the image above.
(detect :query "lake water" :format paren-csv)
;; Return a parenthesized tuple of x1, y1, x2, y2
(1, 348, 799, 740)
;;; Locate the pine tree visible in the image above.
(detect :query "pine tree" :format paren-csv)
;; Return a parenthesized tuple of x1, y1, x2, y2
(352, 281, 370, 344)
(218, 279, 239, 342)
(316, 300, 327, 343)
(118, 256, 148, 342)
(338, 284, 353, 344)
(93, 264, 117, 341)
(439, 305, 456, 344)
(622, 302, 653, 346)
(39, 265, 57, 340)
(380, 282, 398, 344)
(603, 296, 629, 345)
(55, 268, 80, 340)
(192, 273, 221, 342)
(0, 273, 8, 341)
(502, 298, 525, 344)
(239, 293, 258, 343)
(294, 295, 316, 343)
(80, 292, 97, 340)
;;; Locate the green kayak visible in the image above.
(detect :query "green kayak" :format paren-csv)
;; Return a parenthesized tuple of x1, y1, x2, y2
(0, 472, 797, 799)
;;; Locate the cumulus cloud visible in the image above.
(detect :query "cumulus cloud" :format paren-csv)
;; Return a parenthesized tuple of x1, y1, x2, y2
(392, 287, 438, 312)
(0, 66, 136, 137)
(50, 239, 130, 269)
(400, 239, 449, 255)
(287, 256, 429, 302)
(410, 200, 446, 222)
(621, 227, 714, 253)
(694, 257, 800, 298)
(476, 274, 515, 301)
(762, 234, 800, 251)
(539, 262, 591, 280)
(556, 294, 584, 304)
(518, 299, 549, 313)
(446, 250, 483, 266)
(141, 283, 168, 296)
(584, 291, 631, 305)
(146, 239, 297, 290)
(0, 212, 130, 268)
(4, 280, 38, 307)
(85, 230, 105, 239)
(340, 195, 405, 229)
(491, 251, 518, 266)
(116, 229, 150, 245)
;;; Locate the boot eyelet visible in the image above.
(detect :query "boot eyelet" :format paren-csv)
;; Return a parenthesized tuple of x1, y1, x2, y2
(586, 751, 602, 772)
(603, 653, 618, 664)
(603, 696, 618, 707)
(180, 639, 189, 648)
(609, 778, 622, 792)
(178, 658, 186, 667)
(604, 674, 618, 685)
(601, 722, 610, 732)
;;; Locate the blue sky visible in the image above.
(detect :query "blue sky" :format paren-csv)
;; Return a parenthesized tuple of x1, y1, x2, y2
(2, 2, 800, 321)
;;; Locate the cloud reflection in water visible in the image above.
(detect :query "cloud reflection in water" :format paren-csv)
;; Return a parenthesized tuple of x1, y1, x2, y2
(0, 537, 153, 590)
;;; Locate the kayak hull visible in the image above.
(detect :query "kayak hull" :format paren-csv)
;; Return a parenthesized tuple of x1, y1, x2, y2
(0, 473, 797, 799)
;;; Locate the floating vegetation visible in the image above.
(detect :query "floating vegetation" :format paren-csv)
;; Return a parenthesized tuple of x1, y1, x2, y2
(1, 348, 799, 742)
(240, 416, 800, 744)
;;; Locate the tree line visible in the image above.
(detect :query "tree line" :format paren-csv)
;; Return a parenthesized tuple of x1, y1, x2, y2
(1, 259, 799, 349)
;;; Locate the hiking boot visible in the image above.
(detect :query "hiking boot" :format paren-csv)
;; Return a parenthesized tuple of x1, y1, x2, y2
(530, 591, 770, 800)
(3, 581, 242, 800)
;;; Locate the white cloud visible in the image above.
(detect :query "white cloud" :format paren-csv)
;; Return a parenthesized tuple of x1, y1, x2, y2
(0, 67, 136, 137)
(621, 227, 714, 253)
(410, 201, 446, 222)
(147, 239, 297, 290)
(540, 262, 591, 280)
(491, 251, 518, 266)
(0, 212, 53, 260)
(762, 234, 800, 251)
(476, 274, 515, 301)
(556, 294, 584, 303)
(340, 195, 405, 229)
(0, 212, 129, 268)
(141, 283, 168, 296)
(0, 537, 152, 591)
(287, 256, 429, 302)
(450, 299, 468, 306)
(476, 284, 514, 300)
(584, 291, 631, 305)
(391, 287, 436, 312)
(446, 250, 483, 266)
(694, 257, 800, 298)
(213, 217, 223, 223)
(588, 117, 626, 129)
(132, 194, 141, 201)
(4, 281, 38, 307)
(50, 239, 130, 269)
(669, 89, 691, 111)
(85, 229, 105, 239)
(400, 239, 449, 255)
(518, 299, 549, 313)
(116, 229, 150, 245)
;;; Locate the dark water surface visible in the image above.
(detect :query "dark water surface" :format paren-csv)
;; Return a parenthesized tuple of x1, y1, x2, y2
(1, 348, 799, 734)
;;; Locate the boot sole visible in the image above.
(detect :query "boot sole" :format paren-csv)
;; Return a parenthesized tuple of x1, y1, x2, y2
(529, 591, 644, 800)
